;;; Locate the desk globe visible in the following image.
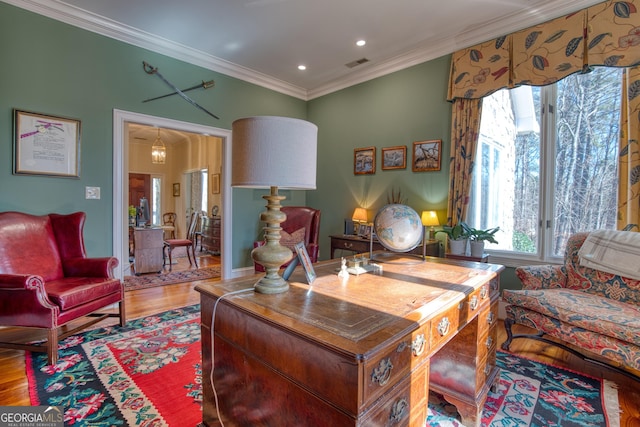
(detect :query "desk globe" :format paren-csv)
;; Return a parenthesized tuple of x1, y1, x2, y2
(373, 204, 423, 254)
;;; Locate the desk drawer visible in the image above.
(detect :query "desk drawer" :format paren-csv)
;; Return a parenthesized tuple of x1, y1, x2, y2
(338, 239, 371, 253)
(429, 304, 460, 352)
(364, 324, 430, 407)
(361, 363, 428, 427)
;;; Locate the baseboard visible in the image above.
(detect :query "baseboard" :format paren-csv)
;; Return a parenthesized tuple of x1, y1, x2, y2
(498, 299, 507, 320)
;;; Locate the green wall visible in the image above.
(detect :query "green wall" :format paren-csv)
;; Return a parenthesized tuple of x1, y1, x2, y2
(0, 2, 522, 289)
(0, 3, 306, 268)
(307, 57, 452, 256)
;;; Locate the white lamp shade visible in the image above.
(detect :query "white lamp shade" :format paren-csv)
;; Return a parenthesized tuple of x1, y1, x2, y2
(231, 116, 318, 189)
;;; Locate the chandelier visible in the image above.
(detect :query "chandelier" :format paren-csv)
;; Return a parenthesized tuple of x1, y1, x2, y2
(151, 128, 166, 164)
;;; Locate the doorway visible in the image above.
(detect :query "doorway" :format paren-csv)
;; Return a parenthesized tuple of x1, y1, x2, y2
(113, 110, 232, 280)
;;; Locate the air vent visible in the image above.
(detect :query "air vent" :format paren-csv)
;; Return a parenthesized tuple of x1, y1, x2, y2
(345, 58, 370, 68)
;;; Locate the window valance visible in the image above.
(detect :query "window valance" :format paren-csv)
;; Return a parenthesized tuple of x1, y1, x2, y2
(448, 0, 640, 100)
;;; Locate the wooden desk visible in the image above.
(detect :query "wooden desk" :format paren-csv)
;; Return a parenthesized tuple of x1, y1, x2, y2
(196, 255, 503, 426)
(330, 234, 439, 259)
(133, 227, 164, 274)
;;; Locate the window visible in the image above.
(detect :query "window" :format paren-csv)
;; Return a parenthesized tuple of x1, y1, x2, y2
(467, 67, 622, 261)
(151, 176, 162, 225)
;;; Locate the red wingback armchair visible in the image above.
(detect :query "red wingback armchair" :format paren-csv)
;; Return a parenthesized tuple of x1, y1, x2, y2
(254, 206, 321, 272)
(0, 211, 125, 365)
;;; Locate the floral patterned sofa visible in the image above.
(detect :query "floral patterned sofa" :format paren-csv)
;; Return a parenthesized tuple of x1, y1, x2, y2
(502, 231, 640, 379)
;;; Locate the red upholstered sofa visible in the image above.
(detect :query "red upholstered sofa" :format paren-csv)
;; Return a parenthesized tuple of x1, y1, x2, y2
(254, 206, 321, 272)
(0, 211, 125, 365)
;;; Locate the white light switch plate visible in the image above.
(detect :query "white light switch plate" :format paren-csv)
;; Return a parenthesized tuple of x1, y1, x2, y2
(85, 186, 101, 199)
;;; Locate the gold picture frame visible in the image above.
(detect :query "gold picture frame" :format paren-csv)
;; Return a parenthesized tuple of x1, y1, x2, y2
(211, 173, 220, 194)
(354, 146, 376, 175)
(381, 145, 406, 170)
(172, 183, 180, 197)
(412, 140, 442, 172)
(13, 109, 81, 177)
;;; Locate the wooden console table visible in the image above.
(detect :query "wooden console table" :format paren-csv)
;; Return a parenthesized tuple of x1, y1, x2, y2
(330, 234, 439, 258)
(196, 254, 503, 426)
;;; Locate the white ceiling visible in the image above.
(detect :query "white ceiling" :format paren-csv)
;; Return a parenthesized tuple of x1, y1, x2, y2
(8, 0, 603, 100)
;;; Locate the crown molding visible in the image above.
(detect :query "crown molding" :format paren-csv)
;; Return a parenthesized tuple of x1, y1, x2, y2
(307, 0, 604, 99)
(3, 0, 308, 99)
(3, 0, 604, 101)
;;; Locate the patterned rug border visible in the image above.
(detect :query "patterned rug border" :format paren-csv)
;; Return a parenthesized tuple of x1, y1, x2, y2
(497, 348, 621, 427)
(123, 266, 221, 291)
(26, 305, 620, 427)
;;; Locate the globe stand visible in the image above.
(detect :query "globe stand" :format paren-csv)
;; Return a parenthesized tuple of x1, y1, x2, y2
(368, 204, 427, 265)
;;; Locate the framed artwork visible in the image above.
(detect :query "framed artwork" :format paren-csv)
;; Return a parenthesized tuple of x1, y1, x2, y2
(13, 109, 81, 177)
(172, 183, 180, 197)
(381, 145, 406, 170)
(412, 140, 442, 172)
(358, 224, 372, 238)
(211, 173, 220, 194)
(354, 146, 376, 175)
(294, 241, 316, 284)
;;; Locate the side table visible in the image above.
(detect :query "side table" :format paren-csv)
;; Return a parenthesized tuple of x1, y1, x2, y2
(330, 234, 439, 258)
(445, 253, 489, 263)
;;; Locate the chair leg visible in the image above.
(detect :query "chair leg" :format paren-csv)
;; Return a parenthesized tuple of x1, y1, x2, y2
(119, 300, 127, 327)
(47, 328, 59, 365)
(501, 317, 515, 350)
(192, 244, 198, 268)
(167, 247, 173, 271)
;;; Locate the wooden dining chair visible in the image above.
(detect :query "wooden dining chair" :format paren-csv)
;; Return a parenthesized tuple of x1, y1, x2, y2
(163, 212, 199, 271)
(162, 212, 177, 239)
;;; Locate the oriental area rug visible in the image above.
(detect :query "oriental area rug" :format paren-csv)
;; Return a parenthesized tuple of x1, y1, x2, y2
(26, 305, 620, 427)
(123, 266, 221, 291)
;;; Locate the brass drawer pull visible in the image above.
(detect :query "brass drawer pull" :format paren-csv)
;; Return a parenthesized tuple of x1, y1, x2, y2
(437, 317, 450, 336)
(344, 242, 353, 249)
(487, 312, 495, 325)
(371, 358, 393, 386)
(389, 397, 409, 424)
(412, 334, 426, 357)
(469, 295, 478, 311)
(484, 363, 493, 376)
(480, 285, 488, 299)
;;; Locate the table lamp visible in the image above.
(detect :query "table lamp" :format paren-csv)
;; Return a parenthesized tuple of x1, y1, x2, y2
(352, 207, 368, 234)
(421, 210, 440, 241)
(231, 116, 318, 294)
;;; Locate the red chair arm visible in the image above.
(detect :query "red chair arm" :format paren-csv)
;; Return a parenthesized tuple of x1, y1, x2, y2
(306, 243, 319, 263)
(0, 274, 59, 327)
(0, 274, 46, 290)
(62, 257, 119, 279)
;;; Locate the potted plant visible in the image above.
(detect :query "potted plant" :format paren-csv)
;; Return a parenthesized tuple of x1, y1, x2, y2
(436, 223, 471, 255)
(467, 226, 500, 258)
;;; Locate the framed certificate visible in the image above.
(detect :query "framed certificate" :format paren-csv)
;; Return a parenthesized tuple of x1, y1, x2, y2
(13, 109, 81, 177)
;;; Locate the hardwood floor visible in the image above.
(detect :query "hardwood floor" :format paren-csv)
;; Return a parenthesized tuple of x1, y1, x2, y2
(1, 260, 639, 425)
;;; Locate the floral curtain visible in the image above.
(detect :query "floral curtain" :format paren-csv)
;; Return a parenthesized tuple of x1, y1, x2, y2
(618, 66, 640, 230)
(446, 0, 640, 229)
(446, 98, 482, 226)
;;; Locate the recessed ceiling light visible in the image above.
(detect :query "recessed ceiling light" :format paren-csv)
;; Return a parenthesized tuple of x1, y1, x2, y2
(298, 65, 307, 71)
(356, 40, 366, 47)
